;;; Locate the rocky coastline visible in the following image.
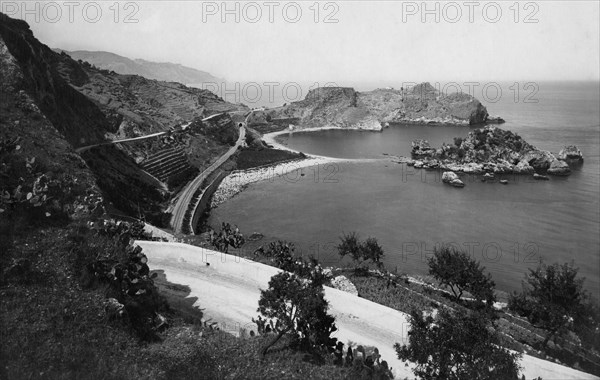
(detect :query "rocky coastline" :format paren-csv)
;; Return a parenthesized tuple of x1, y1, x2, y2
(405, 126, 583, 180)
(266, 82, 493, 131)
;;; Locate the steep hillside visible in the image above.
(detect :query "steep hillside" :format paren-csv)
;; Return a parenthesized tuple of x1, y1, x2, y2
(0, 13, 247, 225)
(0, 16, 104, 249)
(53, 51, 247, 140)
(0, 16, 112, 147)
(267, 83, 489, 130)
(58, 49, 225, 85)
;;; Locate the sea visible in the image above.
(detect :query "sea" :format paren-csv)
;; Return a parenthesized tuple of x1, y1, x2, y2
(209, 81, 600, 297)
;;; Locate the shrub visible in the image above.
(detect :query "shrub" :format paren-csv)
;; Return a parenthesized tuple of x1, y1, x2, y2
(254, 240, 330, 287)
(395, 308, 522, 380)
(208, 222, 245, 253)
(254, 271, 337, 356)
(453, 137, 463, 147)
(428, 246, 496, 305)
(510, 261, 592, 349)
(78, 220, 169, 340)
(337, 232, 385, 274)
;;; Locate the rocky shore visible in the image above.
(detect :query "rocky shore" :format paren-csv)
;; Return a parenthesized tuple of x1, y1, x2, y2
(406, 126, 583, 178)
(266, 83, 491, 131)
(210, 156, 336, 208)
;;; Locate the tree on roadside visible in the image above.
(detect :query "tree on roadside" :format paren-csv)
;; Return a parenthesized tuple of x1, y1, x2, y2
(395, 308, 521, 380)
(337, 232, 385, 274)
(254, 240, 330, 287)
(508, 261, 590, 349)
(253, 271, 337, 357)
(208, 222, 244, 253)
(428, 246, 496, 305)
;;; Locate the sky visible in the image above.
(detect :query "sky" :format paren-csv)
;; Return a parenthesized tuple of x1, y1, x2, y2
(3, 0, 599, 83)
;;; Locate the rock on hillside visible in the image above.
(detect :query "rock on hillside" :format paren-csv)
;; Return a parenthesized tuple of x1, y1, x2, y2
(58, 49, 225, 85)
(267, 83, 488, 130)
(410, 126, 580, 176)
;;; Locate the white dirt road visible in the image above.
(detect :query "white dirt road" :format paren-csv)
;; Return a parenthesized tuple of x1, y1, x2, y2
(137, 241, 599, 380)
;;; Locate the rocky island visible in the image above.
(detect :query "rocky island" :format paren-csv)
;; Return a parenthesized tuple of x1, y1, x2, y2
(409, 126, 583, 178)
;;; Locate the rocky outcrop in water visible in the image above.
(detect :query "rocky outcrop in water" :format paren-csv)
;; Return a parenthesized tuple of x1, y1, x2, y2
(558, 145, 584, 163)
(442, 172, 465, 187)
(268, 83, 490, 130)
(547, 159, 572, 176)
(409, 126, 581, 177)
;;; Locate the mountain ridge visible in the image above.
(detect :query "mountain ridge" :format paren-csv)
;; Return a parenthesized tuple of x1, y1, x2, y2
(55, 49, 225, 85)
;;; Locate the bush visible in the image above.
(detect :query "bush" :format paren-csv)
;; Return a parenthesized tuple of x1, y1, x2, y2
(428, 246, 496, 306)
(78, 220, 169, 340)
(254, 240, 330, 288)
(395, 308, 522, 380)
(208, 222, 245, 253)
(510, 261, 592, 349)
(254, 271, 337, 356)
(337, 232, 385, 274)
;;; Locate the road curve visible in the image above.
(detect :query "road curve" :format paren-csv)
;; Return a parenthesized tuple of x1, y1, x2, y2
(137, 241, 415, 379)
(170, 122, 245, 234)
(136, 241, 599, 380)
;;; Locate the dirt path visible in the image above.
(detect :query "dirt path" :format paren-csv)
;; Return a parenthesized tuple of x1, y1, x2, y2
(137, 241, 598, 380)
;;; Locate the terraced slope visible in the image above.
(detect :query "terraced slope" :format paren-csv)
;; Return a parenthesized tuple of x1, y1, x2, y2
(140, 147, 194, 183)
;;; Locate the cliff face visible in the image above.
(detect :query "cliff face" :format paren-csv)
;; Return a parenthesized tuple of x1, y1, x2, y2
(268, 87, 383, 130)
(0, 14, 111, 147)
(268, 83, 488, 130)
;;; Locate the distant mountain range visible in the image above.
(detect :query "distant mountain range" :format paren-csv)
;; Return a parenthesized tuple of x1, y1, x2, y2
(55, 49, 225, 85)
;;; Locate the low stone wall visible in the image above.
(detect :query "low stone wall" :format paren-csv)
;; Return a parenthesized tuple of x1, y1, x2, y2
(190, 170, 229, 234)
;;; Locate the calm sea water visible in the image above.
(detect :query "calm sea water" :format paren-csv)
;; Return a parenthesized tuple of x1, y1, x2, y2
(210, 81, 600, 296)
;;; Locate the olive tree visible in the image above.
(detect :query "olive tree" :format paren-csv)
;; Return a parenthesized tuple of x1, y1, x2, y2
(428, 246, 496, 305)
(254, 271, 337, 356)
(337, 232, 385, 273)
(509, 261, 590, 348)
(395, 308, 521, 380)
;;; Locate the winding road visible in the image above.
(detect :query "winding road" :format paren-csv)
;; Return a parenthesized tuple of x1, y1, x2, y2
(74, 113, 224, 154)
(169, 121, 245, 234)
(137, 240, 599, 380)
